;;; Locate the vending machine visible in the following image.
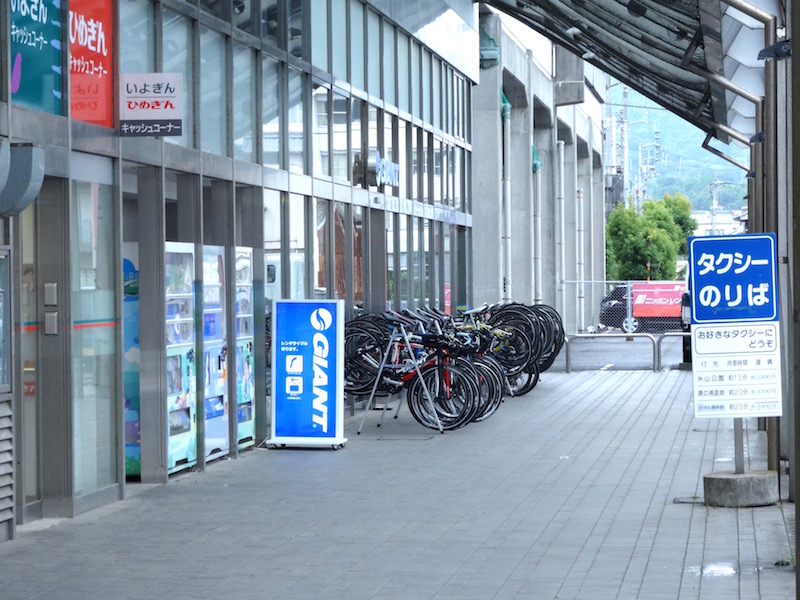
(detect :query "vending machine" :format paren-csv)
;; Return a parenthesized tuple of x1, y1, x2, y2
(122, 244, 141, 477)
(235, 247, 255, 449)
(165, 242, 198, 473)
(202, 245, 229, 460)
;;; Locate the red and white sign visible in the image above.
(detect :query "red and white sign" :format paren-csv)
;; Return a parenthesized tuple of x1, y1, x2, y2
(69, 0, 114, 127)
(631, 282, 683, 318)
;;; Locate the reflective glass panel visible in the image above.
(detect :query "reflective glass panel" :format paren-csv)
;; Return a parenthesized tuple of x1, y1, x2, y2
(398, 120, 407, 199)
(233, 43, 256, 162)
(163, 10, 194, 148)
(311, 0, 329, 71)
(368, 106, 379, 192)
(262, 57, 281, 169)
(312, 83, 330, 177)
(352, 98, 365, 187)
(21, 205, 38, 503)
(200, 27, 228, 156)
(331, 0, 348, 81)
(71, 181, 118, 495)
(332, 91, 349, 182)
(350, 0, 365, 90)
(397, 32, 409, 113)
(262, 0, 281, 48)
(289, 0, 305, 59)
(288, 194, 306, 299)
(333, 203, 347, 299)
(353, 205, 365, 308)
(120, 0, 154, 73)
(288, 69, 306, 174)
(367, 9, 381, 97)
(382, 21, 395, 105)
(386, 212, 394, 309)
(313, 198, 329, 297)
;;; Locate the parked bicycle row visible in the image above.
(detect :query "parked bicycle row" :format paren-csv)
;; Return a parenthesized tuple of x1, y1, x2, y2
(345, 302, 565, 432)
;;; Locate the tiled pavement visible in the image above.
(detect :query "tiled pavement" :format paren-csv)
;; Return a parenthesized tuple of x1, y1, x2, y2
(0, 369, 795, 599)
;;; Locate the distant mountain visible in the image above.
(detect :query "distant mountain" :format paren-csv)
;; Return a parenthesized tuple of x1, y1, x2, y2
(606, 85, 749, 211)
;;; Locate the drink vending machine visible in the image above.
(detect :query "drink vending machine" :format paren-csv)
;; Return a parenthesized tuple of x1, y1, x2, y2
(165, 242, 198, 473)
(202, 246, 229, 460)
(235, 247, 255, 449)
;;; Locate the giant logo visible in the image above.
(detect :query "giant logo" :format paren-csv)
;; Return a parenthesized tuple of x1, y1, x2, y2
(310, 308, 333, 432)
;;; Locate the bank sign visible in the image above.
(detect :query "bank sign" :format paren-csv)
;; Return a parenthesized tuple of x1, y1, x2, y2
(689, 233, 782, 418)
(270, 300, 347, 448)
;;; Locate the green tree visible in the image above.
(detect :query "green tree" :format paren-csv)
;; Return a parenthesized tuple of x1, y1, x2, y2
(606, 204, 678, 280)
(660, 192, 697, 254)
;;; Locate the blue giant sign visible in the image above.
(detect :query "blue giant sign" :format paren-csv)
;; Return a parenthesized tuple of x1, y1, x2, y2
(689, 233, 778, 324)
(270, 300, 347, 448)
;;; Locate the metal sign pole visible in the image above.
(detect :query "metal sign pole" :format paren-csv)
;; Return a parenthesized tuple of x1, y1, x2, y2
(734, 418, 745, 474)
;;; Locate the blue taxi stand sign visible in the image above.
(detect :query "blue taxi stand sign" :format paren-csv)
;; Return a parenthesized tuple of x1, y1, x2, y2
(269, 299, 347, 449)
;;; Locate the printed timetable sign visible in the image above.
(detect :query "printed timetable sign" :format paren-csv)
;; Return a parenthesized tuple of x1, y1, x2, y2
(270, 300, 347, 448)
(688, 234, 781, 418)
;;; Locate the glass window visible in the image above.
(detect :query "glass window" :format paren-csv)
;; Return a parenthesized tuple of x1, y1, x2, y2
(410, 126, 419, 201)
(422, 218, 431, 306)
(233, 44, 256, 163)
(445, 68, 452, 135)
(353, 205, 366, 308)
(386, 212, 395, 309)
(454, 146, 463, 211)
(443, 224, 452, 314)
(465, 150, 472, 213)
(200, 27, 228, 156)
(368, 106, 380, 191)
(367, 9, 381, 97)
(399, 215, 410, 308)
(384, 113, 396, 195)
(262, 0, 281, 48)
(433, 58, 441, 131)
(313, 198, 329, 298)
(397, 31, 409, 113)
(398, 119, 407, 199)
(331, 0, 347, 81)
(466, 82, 472, 144)
(312, 82, 330, 177)
(410, 42, 420, 118)
(349, 0, 364, 91)
(264, 189, 282, 305)
(311, 0, 329, 71)
(71, 181, 118, 495)
(20, 206, 38, 503)
(351, 97, 365, 187)
(433, 138, 441, 204)
(163, 10, 194, 148)
(288, 68, 306, 174)
(422, 50, 431, 124)
(233, 0, 257, 34)
(288, 194, 307, 299)
(333, 202, 347, 299)
(289, 0, 305, 59)
(382, 21, 396, 106)
(332, 91, 349, 182)
(422, 131, 431, 203)
(262, 57, 282, 170)
(120, 0, 154, 73)
(200, 0, 224, 19)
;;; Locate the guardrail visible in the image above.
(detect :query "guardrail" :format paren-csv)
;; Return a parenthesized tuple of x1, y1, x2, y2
(564, 331, 691, 372)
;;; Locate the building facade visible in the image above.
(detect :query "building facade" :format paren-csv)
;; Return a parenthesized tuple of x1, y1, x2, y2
(1, 0, 479, 540)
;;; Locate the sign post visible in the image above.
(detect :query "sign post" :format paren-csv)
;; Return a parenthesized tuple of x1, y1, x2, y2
(269, 300, 347, 449)
(689, 233, 781, 477)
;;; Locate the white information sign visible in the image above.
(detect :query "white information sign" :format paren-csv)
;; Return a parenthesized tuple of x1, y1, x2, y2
(691, 322, 782, 418)
(689, 233, 782, 419)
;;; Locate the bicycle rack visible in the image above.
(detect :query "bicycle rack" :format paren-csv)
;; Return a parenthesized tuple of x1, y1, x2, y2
(357, 323, 443, 434)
